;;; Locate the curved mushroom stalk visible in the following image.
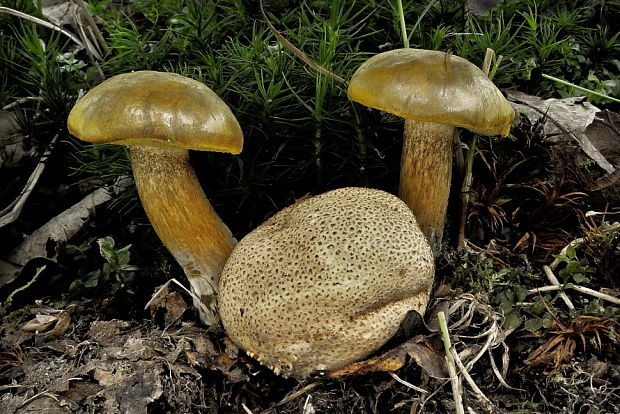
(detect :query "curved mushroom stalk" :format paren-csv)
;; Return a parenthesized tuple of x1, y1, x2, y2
(400, 120, 454, 252)
(130, 146, 236, 325)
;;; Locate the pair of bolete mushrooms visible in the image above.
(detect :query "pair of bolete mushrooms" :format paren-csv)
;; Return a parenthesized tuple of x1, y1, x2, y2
(67, 49, 514, 379)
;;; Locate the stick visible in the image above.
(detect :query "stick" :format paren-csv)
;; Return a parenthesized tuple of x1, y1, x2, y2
(543, 265, 575, 310)
(451, 348, 495, 414)
(0, 135, 58, 228)
(528, 275, 620, 306)
(0, 7, 84, 48)
(438, 311, 465, 414)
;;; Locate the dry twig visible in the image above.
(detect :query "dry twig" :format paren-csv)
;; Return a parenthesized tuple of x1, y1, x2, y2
(0, 6, 84, 48)
(438, 311, 465, 414)
(528, 272, 620, 306)
(0, 134, 58, 228)
(543, 265, 575, 310)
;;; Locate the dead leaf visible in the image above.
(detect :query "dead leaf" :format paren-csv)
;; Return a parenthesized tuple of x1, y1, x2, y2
(433, 284, 452, 298)
(0, 111, 26, 165)
(466, 0, 503, 15)
(148, 284, 188, 328)
(92, 360, 164, 414)
(507, 91, 617, 174)
(22, 315, 57, 332)
(42, 0, 84, 27)
(327, 336, 446, 379)
(88, 320, 131, 345)
(43, 311, 71, 340)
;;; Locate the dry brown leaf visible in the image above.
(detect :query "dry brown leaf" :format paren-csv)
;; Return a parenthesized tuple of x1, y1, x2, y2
(328, 336, 446, 379)
(0, 178, 131, 288)
(22, 315, 57, 332)
(43, 311, 71, 340)
(148, 284, 188, 328)
(507, 91, 618, 174)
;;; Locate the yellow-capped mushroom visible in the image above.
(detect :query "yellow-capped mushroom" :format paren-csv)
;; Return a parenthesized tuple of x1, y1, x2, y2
(68, 71, 243, 325)
(348, 49, 515, 252)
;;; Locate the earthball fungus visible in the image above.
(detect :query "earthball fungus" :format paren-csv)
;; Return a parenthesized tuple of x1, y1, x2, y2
(219, 187, 434, 379)
(348, 49, 515, 252)
(67, 71, 243, 326)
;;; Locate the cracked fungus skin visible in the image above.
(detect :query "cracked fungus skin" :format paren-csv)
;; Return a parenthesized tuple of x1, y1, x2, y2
(219, 187, 434, 379)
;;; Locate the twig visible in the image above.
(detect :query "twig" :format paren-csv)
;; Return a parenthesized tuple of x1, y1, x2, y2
(263, 382, 322, 413)
(72, 7, 102, 61)
(73, 0, 109, 55)
(457, 48, 495, 250)
(0, 7, 84, 48)
(543, 265, 575, 310)
(18, 390, 59, 409)
(549, 238, 586, 270)
(549, 223, 620, 270)
(0, 134, 58, 228)
(451, 348, 495, 414)
(259, 0, 345, 84)
(438, 311, 465, 414)
(144, 278, 213, 322)
(389, 371, 428, 393)
(527, 277, 620, 306)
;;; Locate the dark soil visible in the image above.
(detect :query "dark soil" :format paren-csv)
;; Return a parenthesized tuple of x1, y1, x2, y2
(1, 279, 618, 414)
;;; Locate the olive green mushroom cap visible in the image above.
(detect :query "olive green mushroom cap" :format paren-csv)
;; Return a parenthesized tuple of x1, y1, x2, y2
(348, 49, 515, 136)
(68, 71, 243, 153)
(219, 187, 434, 379)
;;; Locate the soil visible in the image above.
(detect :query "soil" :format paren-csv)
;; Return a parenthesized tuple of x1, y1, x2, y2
(1, 279, 618, 413)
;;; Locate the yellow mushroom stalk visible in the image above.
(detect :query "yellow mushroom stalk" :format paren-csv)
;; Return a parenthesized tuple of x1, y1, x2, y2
(348, 49, 515, 253)
(67, 71, 243, 326)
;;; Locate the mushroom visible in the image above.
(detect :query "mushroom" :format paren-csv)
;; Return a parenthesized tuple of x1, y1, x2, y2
(348, 49, 515, 252)
(218, 187, 434, 379)
(67, 71, 243, 325)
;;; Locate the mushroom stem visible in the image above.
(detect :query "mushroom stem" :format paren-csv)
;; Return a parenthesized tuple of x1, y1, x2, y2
(399, 119, 454, 254)
(129, 146, 236, 325)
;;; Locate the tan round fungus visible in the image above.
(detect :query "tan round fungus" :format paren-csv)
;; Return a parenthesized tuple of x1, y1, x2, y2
(219, 187, 434, 379)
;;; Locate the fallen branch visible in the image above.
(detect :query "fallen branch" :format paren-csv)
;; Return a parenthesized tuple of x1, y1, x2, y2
(0, 7, 84, 48)
(438, 311, 465, 414)
(543, 265, 575, 310)
(528, 268, 620, 306)
(0, 134, 58, 228)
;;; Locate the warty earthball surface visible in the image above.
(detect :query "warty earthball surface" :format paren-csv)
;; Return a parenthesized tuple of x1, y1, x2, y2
(218, 187, 434, 379)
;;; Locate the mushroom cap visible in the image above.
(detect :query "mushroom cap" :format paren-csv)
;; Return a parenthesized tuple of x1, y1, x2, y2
(219, 187, 434, 379)
(68, 71, 243, 153)
(348, 49, 515, 136)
